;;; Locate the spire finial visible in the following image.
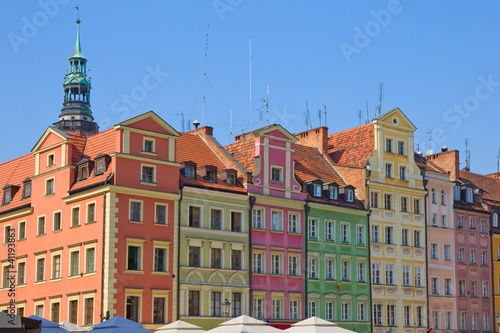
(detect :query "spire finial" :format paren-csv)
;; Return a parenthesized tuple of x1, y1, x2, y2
(76, 4, 80, 23)
(71, 6, 84, 59)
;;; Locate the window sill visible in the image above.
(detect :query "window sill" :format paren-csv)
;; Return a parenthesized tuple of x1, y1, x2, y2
(44, 193, 55, 198)
(50, 277, 62, 282)
(69, 225, 81, 229)
(86, 221, 97, 225)
(125, 269, 144, 274)
(151, 271, 170, 276)
(139, 181, 158, 187)
(36, 233, 46, 237)
(16, 283, 26, 288)
(270, 274, 284, 277)
(53, 229, 62, 233)
(154, 223, 169, 227)
(140, 150, 158, 156)
(288, 232, 301, 236)
(270, 230, 284, 234)
(83, 271, 97, 277)
(288, 275, 301, 279)
(68, 274, 81, 280)
(252, 273, 266, 276)
(17, 238, 26, 242)
(129, 220, 144, 224)
(34, 280, 46, 285)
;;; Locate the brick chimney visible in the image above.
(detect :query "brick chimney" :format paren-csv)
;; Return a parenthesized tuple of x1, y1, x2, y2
(188, 126, 213, 136)
(426, 149, 459, 181)
(294, 126, 328, 152)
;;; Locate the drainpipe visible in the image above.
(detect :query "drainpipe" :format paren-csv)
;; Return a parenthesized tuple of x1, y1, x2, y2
(249, 196, 256, 317)
(365, 170, 373, 330)
(100, 192, 107, 323)
(304, 202, 310, 319)
(177, 186, 183, 320)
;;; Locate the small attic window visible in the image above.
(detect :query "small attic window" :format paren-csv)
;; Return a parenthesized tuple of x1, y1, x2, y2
(329, 186, 338, 200)
(185, 166, 195, 178)
(182, 161, 197, 179)
(313, 184, 322, 197)
(143, 138, 155, 153)
(346, 189, 354, 202)
(465, 188, 473, 203)
(23, 182, 31, 198)
(79, 165, 89, 180)
(3, 189, 11, 204)
(96, 159, 106, 175)
(207, 170, 216, 182)
(227, 173, 236, 185)
(271, 167, 282, 182)
(47, 154, 55, 167)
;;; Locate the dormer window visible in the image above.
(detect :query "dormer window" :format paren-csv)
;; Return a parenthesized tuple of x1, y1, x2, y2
(465, 188, 473, 203)
(3, 189, 11, 204)
(453, 185, 460, 201)
(23, 182, 31, 198)
(79, 165, 89, 180)
(206, 170, 216, 182)
(329, 186, 338, 200)
(227, 173, 236, 185)
(48, 154, 55, 167)
(346, 189, 354, 202)
(185, 166, 195, 178)
(493, 213, 498, 228)
(271, 167, 282, 182)
(313, 184, 322, 197)
(96, 159, 105, 175)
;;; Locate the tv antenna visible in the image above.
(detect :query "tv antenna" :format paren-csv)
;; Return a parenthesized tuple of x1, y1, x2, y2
(304, 101, 312, 130)
(318, 108, 322, 127)
(230, 110, 233, 137)
(366, 100, 369, 124)
(249, 39, 252, 131)
(426, 130, 433, 155)
(202, 15, 210, 126)
(465, 139, 471, 170)
(378, 83, 383, 116)
(174, 111, 185, 132)
(358, 110, 362, 126)
(322, 104, 327, 127)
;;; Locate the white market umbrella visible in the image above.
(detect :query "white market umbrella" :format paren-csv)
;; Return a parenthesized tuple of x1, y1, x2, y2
(206, 315, 283, 333)
(155, 320, 205, 332)
(60, 321, 88, 332)
(285, 317, 356, 333)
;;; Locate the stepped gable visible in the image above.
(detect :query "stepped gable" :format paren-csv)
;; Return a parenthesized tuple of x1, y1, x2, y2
(327, 123, 374, 167)
(177, 133, 246, 193)
(0, 154, 35, 214)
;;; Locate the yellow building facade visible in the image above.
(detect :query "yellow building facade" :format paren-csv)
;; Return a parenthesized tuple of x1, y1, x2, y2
(366, 109, 428, 332)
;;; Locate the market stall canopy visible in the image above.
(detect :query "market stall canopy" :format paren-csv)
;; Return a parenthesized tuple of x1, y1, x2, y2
(155, 320, 205, 332)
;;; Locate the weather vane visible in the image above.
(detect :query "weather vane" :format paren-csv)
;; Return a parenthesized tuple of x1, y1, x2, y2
(76, 4, 80, 23)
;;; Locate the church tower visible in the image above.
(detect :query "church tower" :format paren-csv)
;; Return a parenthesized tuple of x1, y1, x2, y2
(53, 18, 99, 136)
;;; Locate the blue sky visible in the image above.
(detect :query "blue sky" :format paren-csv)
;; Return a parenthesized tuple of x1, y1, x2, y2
(1, 1, 499, 174)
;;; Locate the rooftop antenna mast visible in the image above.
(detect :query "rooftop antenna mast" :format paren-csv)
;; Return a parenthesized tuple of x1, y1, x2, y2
(249, 39, 252, 131)
(187, 119, 191, 131)
(465, 139, 471, 170)
(378, 83, 383, 116)
(230, 110, 233, 137)
(174, 111, 185, 132)
(202, 15, 210, 126)
(497, 148, 500, 175)
(358, 110, 362, 126)
(265, 85, 269, 125)
(323, 104, 327, 127)
(318, 108, 322, 127)
(426, 130, 433, 155)
(304, 101, 312, 130)
(366, 100, 369, 123)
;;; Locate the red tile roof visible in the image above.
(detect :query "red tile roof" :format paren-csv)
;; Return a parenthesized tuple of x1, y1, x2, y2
(459, 169, 500, 206)
(327, 123, 374, 168)
(415, 153, 448, 174)
(66, 133, 88, 165)
(294, 145, 344, 185)
(225, 139, 256, 173)
(0, 154, 35, 213)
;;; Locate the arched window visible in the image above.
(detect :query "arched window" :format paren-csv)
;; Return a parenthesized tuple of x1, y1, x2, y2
(431, 188, 437, 204)
(441, 190, 446, 205)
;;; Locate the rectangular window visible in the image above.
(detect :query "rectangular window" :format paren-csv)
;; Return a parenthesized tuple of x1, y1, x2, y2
(357, 262, 365, 282)
(129, 202, 141, 222)
(356, 226, 364, 244)
(341, 223, 349, 243)
(457, 216, 463, 227)
(326, 302, 334, 321)
(231, 250, 242, 270)
(288, 213, 298, 233)
(46, 178, 54, 195)
(431, 243, 439, 260)
(342, 261, 350, 281)
(459, 280, 465, 295)
(372, 225, 380, 243)
(290, 301, 299, 320)
(253, 209, 263, 229)
(404, 306, 411, 327)
(53, 212, 61, 231)
(385, 264, 394, 284)
(444, 278, 452, 295)
(329, 186, 338, 200)
(253, 252, 263, 273)
(325, 221, 334, 241)
(155, 204, 167, 225)
(398, 141, 405, 155)
(416, 306, 423, 327)
(23, 183, 31, 198)
(188, 291, 199, 316)
(401, 197, 408, 212)
(231, 211, 242, 232)
(154, 248, 166, 272)
(271, 254, 281, 275)
(484, 313, 490, 330)
(153, 297, 165, 324)
(431, 277, 439, 295)
(48, 154, 55, 167)
(471, 281, 477, 297)
(414, 230, 421, 247)
(460, 312, 466, 329)
(211, 248, 222, 269)
(288, 255, 298, 276)
(386, 138, 393, 153)
(444, 244, 451, 261)
(254, 299, 264, 319)
(466, 188, 473, 203)
(38, 216, 45, 235)
(402, 265, 410, 286)
(96, 159, 106, 174)
(384, 194, 392, 210)
(271, 167, 282, 182)
(482, 251, 487, 265)
(36, 258, 45, 282)
(483, 281, 488, 297)
(232, 293, 241, 317)
(87, 203, 95, 223)
(386, 164, 392, 178)
(185, 166, 194, 178)
(17, 262, 25, 285)
(470, 249, 476, 264)
(52, 255, 61, 279)
(85, 248, 95, 273)
(371, 191, 379, 208)
(432, 213, 438, 226)
(51, 302, 60, 323)
(373, 304, 382, 326)
(402, 229, 409, 246)
(206, 170, 216, 182)
(309, 258, 317, 278)
(79, 165, 88, 179)
(469, 217, 475, 229)
(472, 312, 478, 330)
(126, 296, 139, 322)
(386, 304, 395, 326)
(432, 311, 440, 329)
(454, 186, 461, 201)
(358, 303, 366, 321)
(141, 166, 154, 183)
(313, 184, 321, 197)
(69, 300, 78, 324)
(272, 299, 282, 319)
(210, 209, 222, 230)
(309, 301, 317, 317)
(2, 266, 8, 288)
(189, 247, 200, 267)
(189, 206, 200, 227)
(399, 166, 406, 180)
(481, 220, 486, 233)
(70, 251, 79, 276)
(385, 226, 393, 244)
(341, 303, 350, 321)
(445, 311, 452, 330)
(414, 267, 422, 287)
(227, 173, 236, 185)
(19, 222, 26, 240)
(458, 248, 464, 262)
(414, 199, 421, 214)
(211, 292, 221, 317)
(441, 215, 447, 228)
(85, 298, 94, 325)
(72, 207, 80, 226)
(326, 260, 335, 280)
(127, 246, 140, 270)
(271, 211, 282, 231)
(372, 263, 381, 284)
(144, 139, 153, 152)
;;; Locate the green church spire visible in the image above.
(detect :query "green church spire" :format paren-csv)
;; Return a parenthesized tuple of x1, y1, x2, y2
(53, 17, 99, 137)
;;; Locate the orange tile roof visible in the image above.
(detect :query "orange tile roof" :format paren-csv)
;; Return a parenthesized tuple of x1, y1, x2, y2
(294, 145, 344, 185)
(66, 133, 87, 165)
(415, 153, 448, 174)
(327, 123, 374, 168)
(0, 154, 35, 214)
(225, 139, 255, 173)
(459, 170, 500, 206)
